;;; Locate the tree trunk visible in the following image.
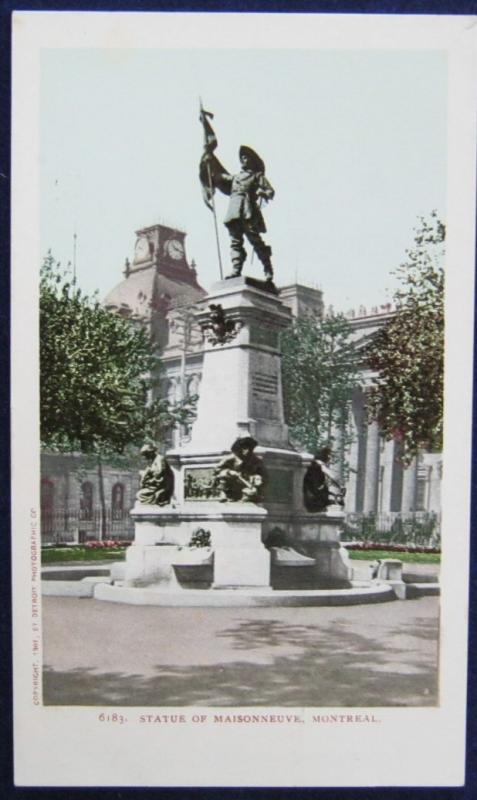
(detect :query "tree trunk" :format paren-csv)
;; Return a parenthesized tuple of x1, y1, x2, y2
(97, 454, 107, 540)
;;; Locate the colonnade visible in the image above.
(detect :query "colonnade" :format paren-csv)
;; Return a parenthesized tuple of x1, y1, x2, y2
(344, 389, 437, 514)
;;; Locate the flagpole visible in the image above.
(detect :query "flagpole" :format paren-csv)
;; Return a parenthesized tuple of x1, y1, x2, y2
(249, 197, 263, 267)
(199, 100, 223, 280)
(207, 161, 224, 280)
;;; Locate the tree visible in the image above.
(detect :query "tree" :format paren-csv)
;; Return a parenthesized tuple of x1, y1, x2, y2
(366, 212, 445, 463)
(280, 312, 359, 459)
(40, 253, 196, 535)
(41, 252, 195, 452)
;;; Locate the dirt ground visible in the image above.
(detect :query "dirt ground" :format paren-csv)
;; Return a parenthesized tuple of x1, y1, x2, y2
(42, 594, 439, 707)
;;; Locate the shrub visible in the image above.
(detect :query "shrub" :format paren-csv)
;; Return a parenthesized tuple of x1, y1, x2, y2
(189, 528, 211, 548)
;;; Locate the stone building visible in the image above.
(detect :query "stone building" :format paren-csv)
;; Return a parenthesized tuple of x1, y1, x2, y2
(343, 308, 441, 517)
(41, 221, 206, 543)
(103, 222, 206, 435)
(40, 221, 441, 542)
(40, 452, 138, 543)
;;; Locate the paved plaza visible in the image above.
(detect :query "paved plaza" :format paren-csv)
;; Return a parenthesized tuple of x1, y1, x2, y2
(42, 593, 439, 708)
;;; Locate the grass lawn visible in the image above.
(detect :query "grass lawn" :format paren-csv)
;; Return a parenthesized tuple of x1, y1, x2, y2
(42, 547, 127, 564)
(42, 546, 440, 566)
(347, 549, 440, 564)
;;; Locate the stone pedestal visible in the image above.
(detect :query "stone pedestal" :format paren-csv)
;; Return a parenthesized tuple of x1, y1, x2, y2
(124, 277, 349, 594)
(373, 558, 406, 600)
(293, 507, 352, 582)
(167, 278, 338, 535)
(187, 277, 292, 451)
(125, 501, 270, 590)
(211, 504, 270, 588)
(125, 544, 184, 590)
(213, 544, 270, 589)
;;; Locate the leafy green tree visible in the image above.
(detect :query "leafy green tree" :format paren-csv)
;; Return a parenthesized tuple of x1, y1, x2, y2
(280, 312, 359, 458)
(41, 252, 194, 452)
(40, 253, 195, 535)
(366, 212, 445, 462)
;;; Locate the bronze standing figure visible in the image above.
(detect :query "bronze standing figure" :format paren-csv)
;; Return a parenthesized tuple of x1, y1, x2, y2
(199, 108, 275, 282)
(218, 146, 275, 281)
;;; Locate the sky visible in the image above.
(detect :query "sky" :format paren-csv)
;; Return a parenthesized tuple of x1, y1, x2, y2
(40, 46, 447, 312)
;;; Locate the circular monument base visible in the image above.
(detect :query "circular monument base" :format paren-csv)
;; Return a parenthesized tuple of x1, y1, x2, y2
(93, 580, 396, 607)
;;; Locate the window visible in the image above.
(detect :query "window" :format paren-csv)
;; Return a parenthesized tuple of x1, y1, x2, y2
(79, 482, 94, 520)
(41, 479, 55, 514)
(112, 483, 125, 519)
(416, 478, 428, 512)
(41, 479, 55, 537)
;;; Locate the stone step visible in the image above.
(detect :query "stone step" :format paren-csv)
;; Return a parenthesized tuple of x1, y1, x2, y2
(403, 572, 439, 584)
(405, 582, 440, 598)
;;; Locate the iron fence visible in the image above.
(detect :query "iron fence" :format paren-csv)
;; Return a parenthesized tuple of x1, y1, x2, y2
(40, 507, 135, 544)
(343, 511, 441, 549)
(41, 507, 441, 549)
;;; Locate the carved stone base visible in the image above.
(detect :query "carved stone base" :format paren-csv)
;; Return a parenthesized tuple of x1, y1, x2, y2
(211, 509, 271, 588)
(126, 502, 270, 590)
(241, 275, 279, 295)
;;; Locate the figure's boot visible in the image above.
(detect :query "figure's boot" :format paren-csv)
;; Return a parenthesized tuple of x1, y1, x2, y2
(261, 246, 274, 282)
(228, 263, 242, 278)
(227, 244, 246, 279)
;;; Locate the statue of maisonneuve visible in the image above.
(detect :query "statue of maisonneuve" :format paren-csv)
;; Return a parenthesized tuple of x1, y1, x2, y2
(199, 108, 275, 283)
(219, 146, 275, 282)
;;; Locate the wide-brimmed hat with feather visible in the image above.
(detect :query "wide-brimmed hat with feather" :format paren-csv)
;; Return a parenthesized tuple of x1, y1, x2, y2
(239, 145, 265, 173)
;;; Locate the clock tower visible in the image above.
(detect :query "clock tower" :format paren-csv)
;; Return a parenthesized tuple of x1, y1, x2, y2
(131, 223, 196, 285)
(104, 221, 205, 333)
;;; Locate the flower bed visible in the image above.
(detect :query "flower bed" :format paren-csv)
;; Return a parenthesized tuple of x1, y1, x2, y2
(343, 541, 440, 555)
(84, 540, 132, 550)
(343, 512, 440, 550)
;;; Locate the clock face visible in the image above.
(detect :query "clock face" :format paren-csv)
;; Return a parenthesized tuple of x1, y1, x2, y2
(135, 237, 149, 261)
(165, 238, 185, 260)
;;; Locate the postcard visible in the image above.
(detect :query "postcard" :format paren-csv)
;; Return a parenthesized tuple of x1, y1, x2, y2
(11, 10, 476, 788)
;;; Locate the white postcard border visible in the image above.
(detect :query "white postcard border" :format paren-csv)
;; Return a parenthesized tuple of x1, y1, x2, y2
(11, 11, 477, 788)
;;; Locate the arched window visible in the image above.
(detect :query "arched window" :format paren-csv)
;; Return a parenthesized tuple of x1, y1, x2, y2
(79, 481, 94, 520)
(40, 479, 55, 538)
(41, 479, 55, 515)
(166, 378, 178, 403)
(187, 373, 200, 397)
(111, 483, 125, 520)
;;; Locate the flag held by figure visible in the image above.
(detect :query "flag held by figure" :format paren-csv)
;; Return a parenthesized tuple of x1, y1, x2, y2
(199, 104, 230, 210)
(198, 103, 227, 278)
(200, 104, 217, 154)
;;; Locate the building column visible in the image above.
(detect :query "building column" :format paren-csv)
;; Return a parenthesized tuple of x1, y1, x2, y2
(401, 457, 418, 512)
(390, 445, 404, 512)
(345, 390, 365, 512)
(427, 458, 442, 513)
(330, 419, 345, 485)
(363, 420, 380, 513)
(380, 439, 396, 512)
(346, 432, 358, 511)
